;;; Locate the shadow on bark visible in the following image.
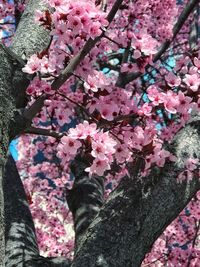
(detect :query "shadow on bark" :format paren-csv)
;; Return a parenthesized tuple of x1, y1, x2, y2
(4, 155, 39, 266)
(4, 155, 71, 267)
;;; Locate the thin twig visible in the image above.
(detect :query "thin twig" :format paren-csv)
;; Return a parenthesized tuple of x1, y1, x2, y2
(23, 94, 47, 121)
(24, 126, 64, 139)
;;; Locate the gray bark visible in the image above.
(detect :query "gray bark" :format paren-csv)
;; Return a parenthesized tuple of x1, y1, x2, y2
(68, 156, 104, 249)
(4, 155, 70, 267)
(4, 155, 39, 266)
(0, 0, 50, 265)
(0, 45, 17, 267)
(11, 0, 50, 57)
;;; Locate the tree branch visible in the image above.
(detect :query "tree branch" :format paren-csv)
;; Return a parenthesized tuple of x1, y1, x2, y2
(9, 0, 52, 134)
(24, 126, 64, 139)
(4, 155, 39, 266)
(0, 0, 51, 264)
(4, 155, 71, 267)
(0, 0, 52, 139)
(23, 94, 47, 121)
(67, 155, 105, 251)
(11, 0, 50, 58)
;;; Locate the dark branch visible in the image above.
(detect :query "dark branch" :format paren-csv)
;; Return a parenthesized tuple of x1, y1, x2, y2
(4, 155, 71, 267)
(4, 155, 39, 266)
(24, 126, 64, 139)
(23, 94, 47, 121)
(67, 155, 105, 251)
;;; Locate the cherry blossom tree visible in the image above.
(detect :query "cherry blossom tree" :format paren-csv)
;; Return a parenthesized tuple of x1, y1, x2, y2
(0, 0, 200, 266)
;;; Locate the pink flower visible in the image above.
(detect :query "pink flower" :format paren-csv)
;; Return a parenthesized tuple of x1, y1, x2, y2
(60, 136, 81, 155)
(132, 31, 158, 55)
(138, 103, 152, 116)
(98, 103, 118, 121)
(22, 54, 41, 74)
(84, 74, 99, 92)
(91, 141, 106, 160)
(147, 85, 163, 106)
(93, 131, 117, 154)
(80, 14, 90, 28)
(133, 49, 141, 59)
(67, 15, 82, 34)
(84, 71, 108, 92)
(193, 57, 200, 73)
(165, 72, 181, 87)
(70, 5, 85, 17)
(163, 91, 179, 114)
(115, 144, 132, 163)
(183, 74, 200, 92)
(68, 121, 97, 139)
(176, 91, 192, 113)
(55, 108, 72, 126)
(185, 158, 199, 171)
(40, 56, 56, 74)
(89, 21, 102, 39)
(85, 158, 111, 176)
(153, 149, 171, 167)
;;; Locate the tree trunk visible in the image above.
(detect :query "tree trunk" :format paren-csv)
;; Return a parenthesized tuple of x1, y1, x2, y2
(0, 45, 18, 266)
(0, 1, 50, 265)
(4, 155, 40, 266)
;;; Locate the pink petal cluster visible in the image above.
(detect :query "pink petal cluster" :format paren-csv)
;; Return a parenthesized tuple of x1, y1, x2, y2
(57, 121, 117, 176)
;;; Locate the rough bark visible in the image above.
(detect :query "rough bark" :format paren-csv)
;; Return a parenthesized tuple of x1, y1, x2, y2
(4, 155, 39, 267)
(0, 46, 17, 267)
(4, 155, 71, 267)
(0, 0, 50, 265)
(67, 156, 104, 249)
(71, 119, 200, 267)
(11, 0, 50, 58)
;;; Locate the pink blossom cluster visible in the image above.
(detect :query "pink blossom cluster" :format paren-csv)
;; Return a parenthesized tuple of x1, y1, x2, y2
(22, 0, 179, 79)
(177, 158, 199, 183)
(125, 0, 178, 42)
(57, 121, 117, 176)
(0, 1, 14, 19)
(23, 0, 108, 76)
(86, 86, 134, 120)
(25, 77, 53, 96)
(17, 135, 75, 257)
(147, 86, 193, 115)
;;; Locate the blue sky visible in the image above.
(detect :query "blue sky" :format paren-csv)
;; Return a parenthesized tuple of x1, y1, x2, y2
(9, 139, 18, 160)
